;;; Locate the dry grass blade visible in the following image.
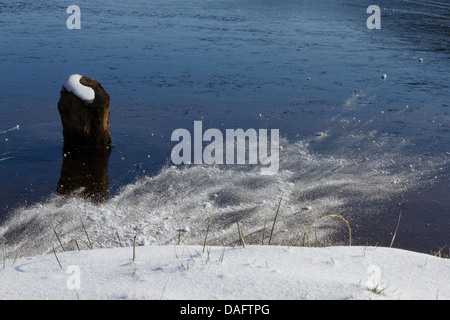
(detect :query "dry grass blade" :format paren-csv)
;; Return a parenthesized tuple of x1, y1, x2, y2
(203, 216, 212, 253)
(52, 226, 65, 252)
(2, 237, 5, 269)
(11, 244, 25, 267)
(80, 216, 93, 250)
(268, 197, 282, 245)
(133, 223, 158, 262)
(67, 239, 81, 251)
(52, 246, 63, 269)
(261, 220, 267, 245)
(390, 211, 402, 248)
(116, 230, 123, 248)
(235, 213, 245, 247)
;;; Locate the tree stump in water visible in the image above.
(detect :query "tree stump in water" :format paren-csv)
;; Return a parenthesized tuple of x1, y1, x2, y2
(57, 74, 112, 148)
(57, 74, 112, 202)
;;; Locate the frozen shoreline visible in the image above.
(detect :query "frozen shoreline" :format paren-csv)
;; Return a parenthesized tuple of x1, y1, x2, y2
(0, 244, 448, 300)
(2, 133, 446, 260)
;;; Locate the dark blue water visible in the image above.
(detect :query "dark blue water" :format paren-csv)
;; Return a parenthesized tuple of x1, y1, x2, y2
(0, 0, 448, 255)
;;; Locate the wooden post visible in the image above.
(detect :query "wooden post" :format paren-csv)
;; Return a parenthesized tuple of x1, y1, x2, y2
(57, 75, 112, 148)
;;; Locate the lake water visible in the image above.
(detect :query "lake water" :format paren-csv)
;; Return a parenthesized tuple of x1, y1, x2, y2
(0, 0, 448, 257)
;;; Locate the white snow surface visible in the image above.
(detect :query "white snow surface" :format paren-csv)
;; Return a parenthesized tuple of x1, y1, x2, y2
(63, 74, 95, 102)
(0, 245, 448, 300)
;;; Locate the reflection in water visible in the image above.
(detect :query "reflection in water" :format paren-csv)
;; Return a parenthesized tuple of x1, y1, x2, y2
(57, 146, 112, 202)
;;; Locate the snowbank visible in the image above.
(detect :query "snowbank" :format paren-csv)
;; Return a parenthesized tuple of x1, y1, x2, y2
(63, 74, 95, 102)
(0, 245, 448, 300)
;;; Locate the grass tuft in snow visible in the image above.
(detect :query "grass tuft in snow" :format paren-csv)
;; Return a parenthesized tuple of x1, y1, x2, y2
(430, 245, 449, 259)
(12, 244, 25, 267)
(219, 246, 226, 263)
(294, 214, 352, 247)
(368, 282, 388, 295)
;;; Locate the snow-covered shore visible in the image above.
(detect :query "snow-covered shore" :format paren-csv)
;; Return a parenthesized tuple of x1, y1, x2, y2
(0, 244, 448, 300)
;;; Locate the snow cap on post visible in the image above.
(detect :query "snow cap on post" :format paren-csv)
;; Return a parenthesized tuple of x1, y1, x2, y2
(64, 74, 95, 103)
